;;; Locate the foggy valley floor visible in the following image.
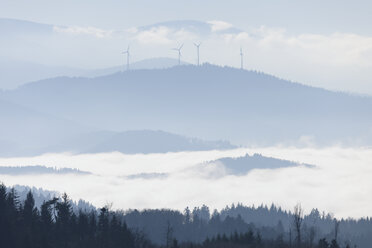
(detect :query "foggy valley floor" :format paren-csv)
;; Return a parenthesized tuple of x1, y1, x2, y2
(1, 146, 371, 219)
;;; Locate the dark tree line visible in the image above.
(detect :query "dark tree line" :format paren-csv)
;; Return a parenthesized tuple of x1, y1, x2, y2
(0, 184, 135, 248)
(121, 206, 349, 248)
(176, 230, 348, 248)
(0, 184, 358, 248)
(119, 204, 356, 248)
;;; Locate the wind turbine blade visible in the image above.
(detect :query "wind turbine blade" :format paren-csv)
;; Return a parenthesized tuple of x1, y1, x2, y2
(179, 44, 184, 50)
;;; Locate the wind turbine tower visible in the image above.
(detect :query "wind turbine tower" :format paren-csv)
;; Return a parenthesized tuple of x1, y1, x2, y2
(240, 47, 244, 70)
(122, 46, 130, 71)
(172, 44, 184, 66)
(194, 42, 201, 66)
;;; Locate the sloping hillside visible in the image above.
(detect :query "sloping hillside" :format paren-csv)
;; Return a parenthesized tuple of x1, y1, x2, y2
(1, 64, 371, 146)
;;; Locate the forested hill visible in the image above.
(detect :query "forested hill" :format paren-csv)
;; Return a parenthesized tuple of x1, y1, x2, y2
(1, 184, 370, 248)
(2, 64, 371, 146)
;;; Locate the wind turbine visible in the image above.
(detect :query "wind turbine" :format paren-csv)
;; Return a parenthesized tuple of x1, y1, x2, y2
(240, 47, 244, 70)
(172, 44, 184, 66)
(194, 42, 201, 66)
(121, 45, 130, 71)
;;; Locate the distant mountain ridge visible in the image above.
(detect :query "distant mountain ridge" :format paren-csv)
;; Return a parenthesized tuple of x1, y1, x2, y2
(0, 96, 89, 156)
(0, 57, 186, 89)
(0, 18, 53, 35)
(2, 64, 370, 147)
(44, 130, 236, 155)
(84, 130, 235, 154)
(0, 97, 236, 157)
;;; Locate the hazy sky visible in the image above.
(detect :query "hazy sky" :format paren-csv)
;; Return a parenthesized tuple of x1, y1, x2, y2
(2, 0, 372, 35)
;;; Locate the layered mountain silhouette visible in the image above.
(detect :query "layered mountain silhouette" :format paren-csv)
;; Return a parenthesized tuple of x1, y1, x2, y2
(2, 64, 371, 149)
(0, 97, 88, 156)
(45, 130, 235, 155)
(0, 97, 235, 156)
(0, 18, 53, 36)
(82, 130, 234, 154)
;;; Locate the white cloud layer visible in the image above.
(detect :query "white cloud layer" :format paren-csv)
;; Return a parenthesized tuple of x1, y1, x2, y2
(53, 26, 113, 38)
(0, 146, 371, 219)
(134, 27, 173, 44)
(207, 20, 233, 32)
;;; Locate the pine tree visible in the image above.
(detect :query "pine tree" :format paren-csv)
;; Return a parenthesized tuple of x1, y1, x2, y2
(20, 191, 39, 248)
(55, 193, 72, 248)
(98, 207, 110, 248)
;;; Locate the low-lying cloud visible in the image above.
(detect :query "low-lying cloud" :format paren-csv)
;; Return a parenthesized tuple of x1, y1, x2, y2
(0, 146, 371, 219)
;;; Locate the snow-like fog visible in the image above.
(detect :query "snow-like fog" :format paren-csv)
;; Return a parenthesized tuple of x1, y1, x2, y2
(0, 146, 371, 219)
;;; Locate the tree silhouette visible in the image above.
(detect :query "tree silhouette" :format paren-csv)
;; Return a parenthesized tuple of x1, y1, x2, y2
(294, 204, 304, 248)
(0, 184, 363, 248)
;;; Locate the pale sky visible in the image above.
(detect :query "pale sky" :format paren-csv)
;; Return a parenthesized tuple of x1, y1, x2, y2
(1, 0, 372, 34)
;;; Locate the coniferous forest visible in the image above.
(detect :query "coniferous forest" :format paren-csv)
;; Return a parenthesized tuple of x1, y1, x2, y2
(0, 184, 359, 248)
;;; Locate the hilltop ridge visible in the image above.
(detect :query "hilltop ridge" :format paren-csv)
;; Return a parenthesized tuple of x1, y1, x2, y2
(2, 64, 371, 148)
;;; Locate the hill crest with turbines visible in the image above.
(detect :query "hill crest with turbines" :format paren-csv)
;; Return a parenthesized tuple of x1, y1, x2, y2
(1, 64, 371, 149)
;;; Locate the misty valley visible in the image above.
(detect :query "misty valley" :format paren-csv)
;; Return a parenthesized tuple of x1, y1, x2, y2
(1, 5, 372, 248)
